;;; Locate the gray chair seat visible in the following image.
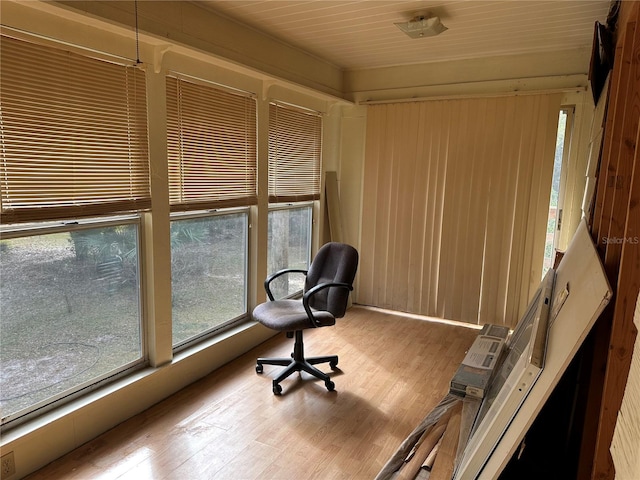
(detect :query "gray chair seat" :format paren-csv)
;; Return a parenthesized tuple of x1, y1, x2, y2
(252, 300, 336, 331)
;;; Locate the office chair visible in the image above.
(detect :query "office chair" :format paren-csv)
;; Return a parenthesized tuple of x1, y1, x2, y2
(253, 242, 359, 395)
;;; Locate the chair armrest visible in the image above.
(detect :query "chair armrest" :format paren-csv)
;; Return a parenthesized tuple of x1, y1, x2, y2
(264, 268, 308, 301)
(302, 282, 354, 327)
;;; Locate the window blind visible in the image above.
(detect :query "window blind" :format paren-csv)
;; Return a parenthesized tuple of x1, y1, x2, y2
(166, 75, 257, 211)
(268, 103, 322, 203)
(359, 94, 562, 328)
(0, 34, 150, 224)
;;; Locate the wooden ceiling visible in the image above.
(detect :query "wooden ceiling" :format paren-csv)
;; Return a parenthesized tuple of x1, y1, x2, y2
(196, 1, 612, 70)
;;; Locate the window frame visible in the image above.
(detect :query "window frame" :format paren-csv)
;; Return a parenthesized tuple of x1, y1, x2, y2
(542, 106, 575, 276)
(266, 201, 315, 299)
(0, 214, 147, 429)
(169, 207, 251, 352)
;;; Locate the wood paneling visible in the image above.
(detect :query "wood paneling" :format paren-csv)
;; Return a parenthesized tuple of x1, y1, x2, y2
(586, 2, 640, 478)
(429, 401, 462, 480)
(610, 294, 640, 480)
(198, 1, 610, 70)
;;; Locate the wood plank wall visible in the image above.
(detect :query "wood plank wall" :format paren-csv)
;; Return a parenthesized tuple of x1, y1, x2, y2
(610, 294, 640, 479)
(584, 2, 640, 478)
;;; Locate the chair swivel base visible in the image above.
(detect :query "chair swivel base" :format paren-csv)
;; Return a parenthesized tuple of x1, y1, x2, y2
(256, 330, 338, 395)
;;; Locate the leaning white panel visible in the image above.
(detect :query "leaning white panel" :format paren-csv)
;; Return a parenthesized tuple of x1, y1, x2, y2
(454, 267, 554, 480)
(460, 218, 611, 479)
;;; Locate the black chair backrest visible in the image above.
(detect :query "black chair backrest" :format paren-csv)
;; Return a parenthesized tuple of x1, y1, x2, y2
(304, 242, 359, 318)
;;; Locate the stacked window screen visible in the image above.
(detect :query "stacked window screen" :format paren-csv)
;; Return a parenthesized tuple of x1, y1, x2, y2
(0, 33, 150, 224)
(268, 103, 322, 203)
(166, 75, 257, 211)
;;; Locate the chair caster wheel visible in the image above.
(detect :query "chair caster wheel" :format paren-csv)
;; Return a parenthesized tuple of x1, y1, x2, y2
(329, 360, 338, 369)
(256, 364, 263, 374)
(273, 383, 282, 395)
(325, 380, 335, 392)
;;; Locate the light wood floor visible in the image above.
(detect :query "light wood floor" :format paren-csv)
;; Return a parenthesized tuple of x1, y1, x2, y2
(26, 306, 478, 480)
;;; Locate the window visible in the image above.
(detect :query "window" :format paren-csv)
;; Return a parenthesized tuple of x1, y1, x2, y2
(267, 204, 313, 299)
(170, 211, 248, 348)
(543, 108, 572, 276)
(0, 218, 144, 426)
(166, 75, 256, 346)
(0, 32, 149, 427)
(267, 103, 321, 298)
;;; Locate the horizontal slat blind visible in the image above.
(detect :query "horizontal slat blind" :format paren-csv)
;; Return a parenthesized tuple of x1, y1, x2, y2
(268, 103, 322, 203)
(166, 75, 257, 211)
(359, 94, 561, 328)
(0, 34, 150, 224)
